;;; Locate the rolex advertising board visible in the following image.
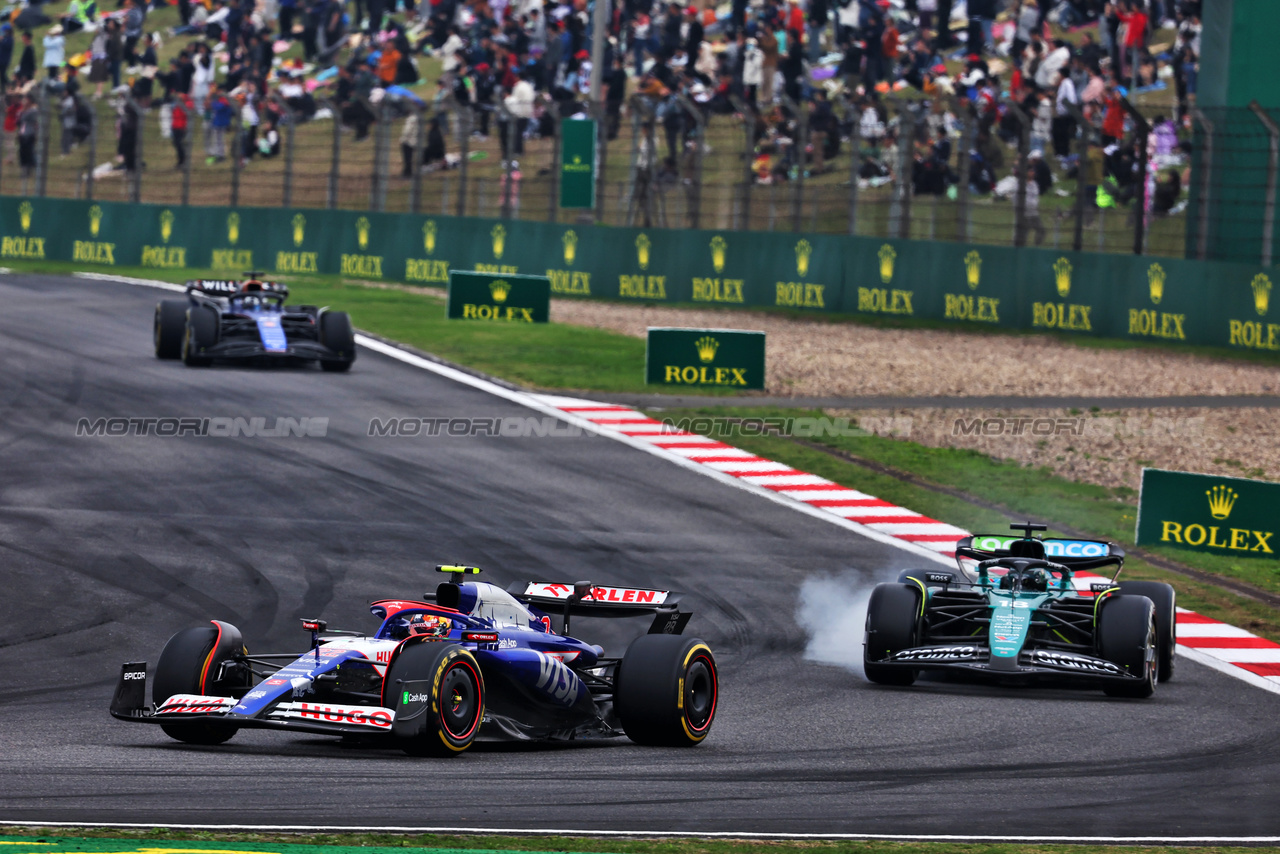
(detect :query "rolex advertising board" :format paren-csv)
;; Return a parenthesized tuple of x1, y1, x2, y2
(447, 270, 551, 323)
(645, 327, 766, 389)
(3, 196, 1279, 354)
(1135, 468, 1277, 558)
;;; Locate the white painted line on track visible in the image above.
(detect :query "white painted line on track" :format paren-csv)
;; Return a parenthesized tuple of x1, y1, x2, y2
(1, 820, 1278, 843)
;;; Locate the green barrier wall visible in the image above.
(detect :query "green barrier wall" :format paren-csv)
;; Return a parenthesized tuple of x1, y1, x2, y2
(3, 196, 1277, 353)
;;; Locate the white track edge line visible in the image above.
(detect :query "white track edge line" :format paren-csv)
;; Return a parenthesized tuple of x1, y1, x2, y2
(1176, 645, 1280, 695)
(1, 821, 1278, 843)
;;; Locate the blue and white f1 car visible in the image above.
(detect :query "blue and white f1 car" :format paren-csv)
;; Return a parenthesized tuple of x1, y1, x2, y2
(110, 566, 718, 755)
(153, 274, 356, 371)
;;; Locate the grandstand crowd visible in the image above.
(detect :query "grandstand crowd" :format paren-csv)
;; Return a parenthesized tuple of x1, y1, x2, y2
(1, 0, 1202, 234)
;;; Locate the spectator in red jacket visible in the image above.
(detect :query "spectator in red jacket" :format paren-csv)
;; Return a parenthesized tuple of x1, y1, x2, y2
(1117, 0, 1147, 89)
(171, 91, 192, 168)
(1102, 81, 1126, 143)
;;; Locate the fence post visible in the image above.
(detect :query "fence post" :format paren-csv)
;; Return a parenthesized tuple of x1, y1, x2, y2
(730, 97, 754, 230)
(368, 97, 390, 212)
(955, 101, 972, 243)
(594, 100, 608, 224)
(456, 101, 470, 217)
(889, 101, 914, 240)
(129, 95, 145, 204)
(35, 85, 50, 197)
(85, 106, 97, 201)
(1006, 100, 1030, 247)
(548, 116, 560, 223)
(500, 104, 514, 219)
(1249, 101, 1279, 267)
(781, 94, 808, 233)
(180, 110, 192, 206)
(1190, 109, 1214, 261)
(676, 94, 704, 230)
(1121, 98, 1151, 255)
(277, 96, 296, 209)
(410, 103, 425, 214)
(1067, 101, 1090, 252)
(623, 96, 642, 224)
(847, 100, 860, 236)
(230, 112, 243, 207)
(327, 99, 341, 209)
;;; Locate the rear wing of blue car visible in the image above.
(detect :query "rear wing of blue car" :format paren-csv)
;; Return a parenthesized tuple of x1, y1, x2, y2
(185, 279, 290, 298)
(508, 582, 691, 635)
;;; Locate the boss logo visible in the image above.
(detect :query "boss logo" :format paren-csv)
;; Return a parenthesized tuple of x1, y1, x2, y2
(925, 573, 952, 584)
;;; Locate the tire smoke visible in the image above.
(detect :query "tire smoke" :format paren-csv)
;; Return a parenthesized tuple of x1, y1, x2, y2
(795, 574, 874, 678)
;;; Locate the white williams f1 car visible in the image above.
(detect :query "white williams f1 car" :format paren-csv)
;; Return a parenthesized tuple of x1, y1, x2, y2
(154, 273, 355, 371)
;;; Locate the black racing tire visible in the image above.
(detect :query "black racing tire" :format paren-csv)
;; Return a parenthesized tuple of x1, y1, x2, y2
(182, 306, 219, 367)
(153, 623, 245, 744)
(154, 300, 187, 359)
(615, 634, 718, 747)
(1099, 594, 1158, 698)
(1118, 581, 1176, 682)
(864, 582, 920, 686)
(319, 311, 355, 372)
(385, 642, 484, 757)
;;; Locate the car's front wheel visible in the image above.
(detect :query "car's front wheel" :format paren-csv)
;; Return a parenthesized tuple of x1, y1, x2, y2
(319, 311, 355, 372)
(864, 582, 920, 686)
(153, 621, 248, 744)
(1118, 580, 1176, 682)
(182, 306, 218, 367)
(1099, 594, 1158, 698)
(386, 642, 484, 757)
(154, 300, 187, 359)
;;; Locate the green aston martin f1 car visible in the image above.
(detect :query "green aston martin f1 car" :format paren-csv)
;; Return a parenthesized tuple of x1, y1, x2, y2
(864, 523, 1175, 698)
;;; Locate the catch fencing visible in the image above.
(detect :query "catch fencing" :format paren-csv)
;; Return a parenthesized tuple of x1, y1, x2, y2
(0, 83, 1239, 261)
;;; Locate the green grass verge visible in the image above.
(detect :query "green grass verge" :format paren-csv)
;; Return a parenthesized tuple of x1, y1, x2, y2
(644, 405, 1280, 643)
(2, 831, 1278, 854)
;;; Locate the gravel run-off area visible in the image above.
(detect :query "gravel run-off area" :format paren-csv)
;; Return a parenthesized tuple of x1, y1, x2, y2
(552, 300, 1280, 491)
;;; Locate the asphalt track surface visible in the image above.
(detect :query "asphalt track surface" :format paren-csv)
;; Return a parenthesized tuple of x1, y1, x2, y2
(1, 273, 1279, 839)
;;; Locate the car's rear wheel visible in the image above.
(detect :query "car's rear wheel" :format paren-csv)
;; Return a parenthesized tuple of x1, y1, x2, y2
(615, 635, 718, 747)
(864, 582, 921, 686)
(182, 306, 218, 367)
(386, 642, 484, 757)
(1099, 594, 1158, 698)
(153, 622, 248, 744)
(319, 311, 355, 372)
(154, 300, 187, 359)
(1118, 580, 1176, 682)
